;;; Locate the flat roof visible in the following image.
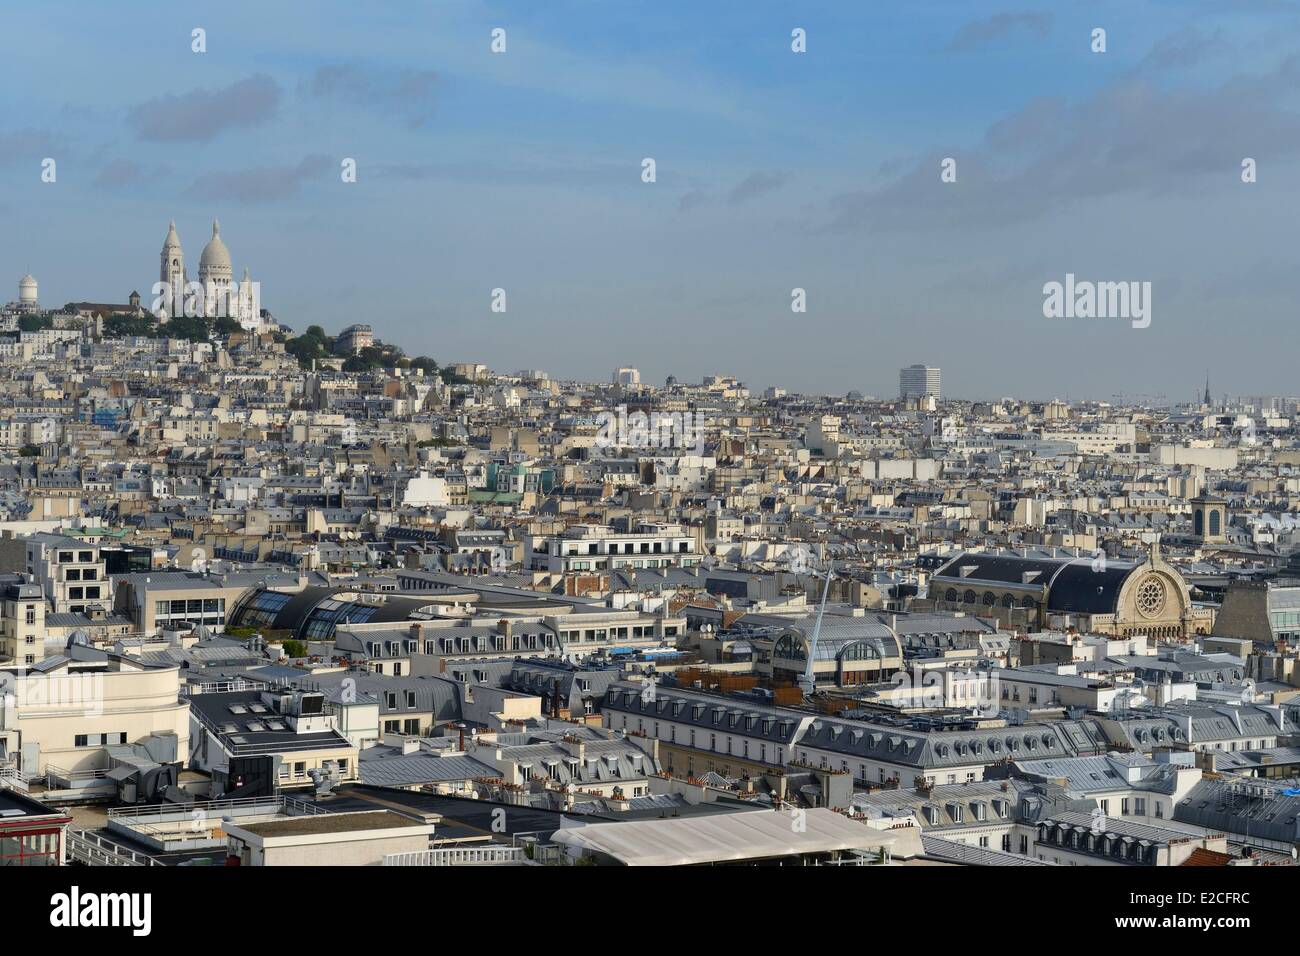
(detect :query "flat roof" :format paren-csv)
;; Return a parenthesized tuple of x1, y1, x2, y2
(236, 810, 426, 837)
(0, 787, 72, 822)
(550, 806, 922, 866)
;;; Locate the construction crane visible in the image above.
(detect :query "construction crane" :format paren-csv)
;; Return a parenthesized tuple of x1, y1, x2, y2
(798, 565, 834, 697)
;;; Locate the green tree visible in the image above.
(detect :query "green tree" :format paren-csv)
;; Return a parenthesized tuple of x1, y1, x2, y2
(285, 334, 329, 369)
(165, 314, 211, 342)
(302, 325, 337, 352)
(103, 312, 156, 338)
(343, 344, 402, 373)
(18, 314, 53, 333)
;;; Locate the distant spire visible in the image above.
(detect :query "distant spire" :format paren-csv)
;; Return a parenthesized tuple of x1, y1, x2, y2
(1204, 372, 1211, 407)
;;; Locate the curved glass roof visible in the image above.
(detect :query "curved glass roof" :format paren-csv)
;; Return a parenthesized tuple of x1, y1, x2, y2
(230, 586, 440, 641)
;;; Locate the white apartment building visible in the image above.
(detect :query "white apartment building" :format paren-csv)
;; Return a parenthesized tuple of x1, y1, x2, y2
(525, 523, 700, 573)
(1040, 422, 1137, 455)
(19, 327, 81, 356)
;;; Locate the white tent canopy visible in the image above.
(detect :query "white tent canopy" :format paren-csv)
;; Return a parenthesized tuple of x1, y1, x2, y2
(550, 807, 922, 866)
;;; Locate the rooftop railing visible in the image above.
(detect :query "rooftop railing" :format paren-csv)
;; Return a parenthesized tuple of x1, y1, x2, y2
(67, 828, 165, 867)
(0, 764, 29, 792)
(383, 845, 530, 866)
(44, 764, 113, 789)
(108, 792, 328, 824)
(183, 679, 256, 696)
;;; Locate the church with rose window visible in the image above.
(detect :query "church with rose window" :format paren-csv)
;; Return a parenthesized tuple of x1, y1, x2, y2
(928, 544, 1214, 640)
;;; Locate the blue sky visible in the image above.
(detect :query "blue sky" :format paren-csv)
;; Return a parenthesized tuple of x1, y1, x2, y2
(2, 0, 1299, 400)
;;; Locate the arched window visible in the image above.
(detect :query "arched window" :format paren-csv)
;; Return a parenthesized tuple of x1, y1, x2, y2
(982, 592, 996, 606)
(1194, 509, 1204, 536)
(1020, 596, 1036, 609)
(945, 589, 958, 602)
(1001, 594, 1015, 608)
(1209, 511, 1221, 535)
(840, 640, 881, 663)
(774, 634, 807, 662)
(963, 590, 977, 604)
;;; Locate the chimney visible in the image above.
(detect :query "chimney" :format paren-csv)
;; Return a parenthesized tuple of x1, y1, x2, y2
(563, 736, 587, 762)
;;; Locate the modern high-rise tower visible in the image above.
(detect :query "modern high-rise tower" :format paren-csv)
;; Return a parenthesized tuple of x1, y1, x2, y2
(900, 365, 941, 400)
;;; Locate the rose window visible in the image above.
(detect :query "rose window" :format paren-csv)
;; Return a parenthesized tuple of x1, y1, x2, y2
(1136, 578, 1166, 618)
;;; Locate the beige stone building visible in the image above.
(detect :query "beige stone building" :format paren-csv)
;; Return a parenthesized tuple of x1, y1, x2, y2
(0, 581, 44, 667)
(0, 658, 190, 776)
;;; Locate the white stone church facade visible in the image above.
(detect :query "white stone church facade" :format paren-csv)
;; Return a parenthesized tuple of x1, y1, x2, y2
(156, 219, 268, 332)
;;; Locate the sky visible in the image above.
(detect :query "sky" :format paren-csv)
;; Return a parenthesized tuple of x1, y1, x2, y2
(1, 0, 1299, 402)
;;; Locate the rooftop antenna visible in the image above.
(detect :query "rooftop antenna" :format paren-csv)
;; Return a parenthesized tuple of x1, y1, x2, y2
(798, 564, 833, 697)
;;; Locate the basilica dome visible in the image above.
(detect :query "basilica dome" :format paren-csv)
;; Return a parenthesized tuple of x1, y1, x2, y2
(199, 219, 232, 274)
